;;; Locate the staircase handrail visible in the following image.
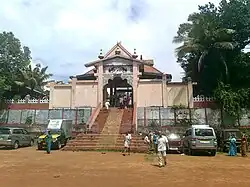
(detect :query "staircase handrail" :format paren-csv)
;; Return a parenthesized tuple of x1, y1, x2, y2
(132, 102, 137, 133)
(86, 102, 102, 131)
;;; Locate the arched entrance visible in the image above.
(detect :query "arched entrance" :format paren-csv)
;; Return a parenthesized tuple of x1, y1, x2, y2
(103, 76, 133, 108)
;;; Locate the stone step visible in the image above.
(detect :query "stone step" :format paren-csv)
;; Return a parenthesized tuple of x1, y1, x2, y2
(70, 138, 144, 143)
(119, 108, 133, 134)
(63, 108, 147, 153)
(67, 142, 146, 146)
(62, 146, 148, 153)
(90, 109, 109, 133)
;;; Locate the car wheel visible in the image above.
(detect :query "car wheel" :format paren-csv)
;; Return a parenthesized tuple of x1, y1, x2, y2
(64, 139, 68, 146)
(37, 145, 42, 150)
(13, 141, 19, 149)
(223, 146, 228, 153)
(210, 150, 216, 156)
(183, 145, 188, 155)
(188, 147, 194, 156)
(56, 141, 61, 150)
(29, 139, 34, 146)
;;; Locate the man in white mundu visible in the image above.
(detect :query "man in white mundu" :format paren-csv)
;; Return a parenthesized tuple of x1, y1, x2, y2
(157, 132, 169, 167)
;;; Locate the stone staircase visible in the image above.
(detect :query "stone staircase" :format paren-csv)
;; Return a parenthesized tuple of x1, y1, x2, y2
(96, 108, 123, 148)
(88, 109, 109, 133)
(62, 134, 148, 152)
(63, 108, 148, 152)
(119, 108, 133, 134)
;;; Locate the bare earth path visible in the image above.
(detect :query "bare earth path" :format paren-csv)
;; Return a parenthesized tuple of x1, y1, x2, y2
(0, 148, 249, 187)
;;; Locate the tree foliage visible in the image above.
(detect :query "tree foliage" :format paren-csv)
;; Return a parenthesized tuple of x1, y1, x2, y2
(174, 0, 250, 121)
(0, 31, 52, 100)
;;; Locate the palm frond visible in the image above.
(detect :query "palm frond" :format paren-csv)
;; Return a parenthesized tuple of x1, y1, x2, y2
(14, 81, 25, 87)
(173, 36, 185, 44)
(214, 42, 234, 50)
(19, 69, 29, 80)
(40, 66, 48, 74)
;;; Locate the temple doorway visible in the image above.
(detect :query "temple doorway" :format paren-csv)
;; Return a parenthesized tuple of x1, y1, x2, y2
(103, 77, 133, 108)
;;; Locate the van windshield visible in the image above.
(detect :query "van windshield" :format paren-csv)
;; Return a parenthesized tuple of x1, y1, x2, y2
(195, 128, 214, 136)
(0, 128, 11, 135)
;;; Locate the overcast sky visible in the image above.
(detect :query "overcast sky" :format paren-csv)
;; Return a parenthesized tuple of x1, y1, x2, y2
(0, 0, 220, 82)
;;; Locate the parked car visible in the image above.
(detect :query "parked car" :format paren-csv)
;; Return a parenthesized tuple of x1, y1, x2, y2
(182, 125, 217, 156)
(37, 119, 73, 150)
(216, 128, 241, 152)
(0, 127, 34, 149)
(166, 133, 182, 153)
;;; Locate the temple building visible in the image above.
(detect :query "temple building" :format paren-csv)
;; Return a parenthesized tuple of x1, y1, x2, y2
(47, 42, 194, 109)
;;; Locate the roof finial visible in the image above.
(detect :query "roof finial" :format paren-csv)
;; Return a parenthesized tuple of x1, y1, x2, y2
(132, 48, 138, 59)
(98, 49, 104, 59)
(115, 46, 121, 55)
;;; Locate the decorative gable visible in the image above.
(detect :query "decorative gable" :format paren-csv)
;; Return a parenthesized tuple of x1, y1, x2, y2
(104, 42, 132, 59)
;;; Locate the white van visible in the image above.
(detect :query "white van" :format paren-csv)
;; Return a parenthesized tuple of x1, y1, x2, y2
(182, 125, 217, 156)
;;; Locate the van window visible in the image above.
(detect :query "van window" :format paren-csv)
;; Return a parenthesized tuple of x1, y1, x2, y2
(195, 128, 214, 136)
(13, 129, 23, 134)
(22, 129, 29, 134)
(0, 128, 10, 134)
(186, 129, 192, 136)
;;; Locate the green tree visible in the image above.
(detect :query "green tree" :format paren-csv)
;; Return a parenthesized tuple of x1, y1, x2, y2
(173, 0, 250, 96)
(0, 32, 31, 99)
(174, 0, 250, 124)
(15, 63, 52, 92)
(0, 31, 52, 100)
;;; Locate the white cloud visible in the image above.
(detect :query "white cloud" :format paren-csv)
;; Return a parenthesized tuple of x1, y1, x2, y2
(0, 0, 220, 81)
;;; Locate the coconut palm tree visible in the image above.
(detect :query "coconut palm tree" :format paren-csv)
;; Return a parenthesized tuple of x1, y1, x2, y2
(15, 63, 52, 92)
(173, 25, 235, 81)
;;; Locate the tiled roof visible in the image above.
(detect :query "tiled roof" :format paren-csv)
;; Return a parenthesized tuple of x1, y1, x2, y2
(143, 65, 162, 74)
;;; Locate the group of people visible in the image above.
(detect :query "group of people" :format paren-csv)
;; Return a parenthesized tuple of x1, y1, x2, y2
(118, 94, 131, 109)
(144, 131, 169, 167)
(104, 94, 132, 110)
(143, 131, 161, 153)
(228, 133, 248, 157)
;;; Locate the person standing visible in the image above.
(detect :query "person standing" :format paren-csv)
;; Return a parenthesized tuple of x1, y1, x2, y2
(144, 134, 150, 151)
(228, 134, 237, 156)
(153, 132, 158, 154)
(123, 132, 132, 156)
(157, 133, 168, 167)
(105, 100, 110, 110)
(241, 133, 248, 157)
(119, 96, 124, 109)
(45, 130, 53, 154)
(149, 131, 153, 150)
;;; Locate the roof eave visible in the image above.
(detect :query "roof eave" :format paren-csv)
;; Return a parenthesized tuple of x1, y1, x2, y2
(143, 72, 163, 76)
(84, 56, 143, 67)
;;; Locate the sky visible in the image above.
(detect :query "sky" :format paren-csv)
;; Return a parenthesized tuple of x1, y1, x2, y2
(0, 0, 220, 82)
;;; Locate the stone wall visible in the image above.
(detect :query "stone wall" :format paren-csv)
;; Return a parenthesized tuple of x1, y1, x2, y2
(137, 107, 250, 133)
(0, 108, 92, 133)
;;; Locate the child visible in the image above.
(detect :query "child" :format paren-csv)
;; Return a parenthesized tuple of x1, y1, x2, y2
(123, 133, 131, 156)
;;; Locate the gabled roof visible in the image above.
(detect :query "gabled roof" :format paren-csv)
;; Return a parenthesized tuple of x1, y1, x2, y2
(104, 41, 133, 58)
(144, 65, 162, 74)
(84, 42, 142, 67)
(84, 55, 142, 68)
(74, 42, 164, 79)
(76, 64, 162, 78)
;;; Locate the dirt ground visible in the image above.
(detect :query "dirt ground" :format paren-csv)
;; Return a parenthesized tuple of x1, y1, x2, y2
(0, 148, 250, 187)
